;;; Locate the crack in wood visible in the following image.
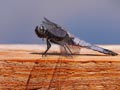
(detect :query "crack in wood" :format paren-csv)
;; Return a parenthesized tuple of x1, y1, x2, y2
(25, 61, 39, 90)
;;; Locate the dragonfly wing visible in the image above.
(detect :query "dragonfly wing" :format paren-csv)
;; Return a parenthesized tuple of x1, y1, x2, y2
(42, 18, 67, 38)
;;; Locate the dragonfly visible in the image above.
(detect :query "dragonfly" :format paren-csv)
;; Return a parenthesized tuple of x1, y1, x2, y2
(35, 17, 118, 56)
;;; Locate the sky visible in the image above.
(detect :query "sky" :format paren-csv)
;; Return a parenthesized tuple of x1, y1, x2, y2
(0, 0, 120, 44)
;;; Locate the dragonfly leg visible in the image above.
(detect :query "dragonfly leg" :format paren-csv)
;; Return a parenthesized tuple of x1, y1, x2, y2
(42, 39, 51, 56)
(65, 45, 72, 55)
(63, 45, 68, 54)
(62, 45, 72, 57)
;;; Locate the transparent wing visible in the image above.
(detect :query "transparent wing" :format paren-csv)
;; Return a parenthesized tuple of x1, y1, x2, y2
(42, 17, 67, 38)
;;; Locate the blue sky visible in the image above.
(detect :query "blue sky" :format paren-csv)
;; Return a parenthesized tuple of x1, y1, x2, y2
(0, 0, 120, 44)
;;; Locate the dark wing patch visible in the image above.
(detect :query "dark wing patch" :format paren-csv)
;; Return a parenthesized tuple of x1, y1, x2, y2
(42, 17, 67, 38)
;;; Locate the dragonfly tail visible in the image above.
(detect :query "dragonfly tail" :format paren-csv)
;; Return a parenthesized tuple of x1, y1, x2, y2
(87, 45, 118, 56)
(73, 37, 118, 56)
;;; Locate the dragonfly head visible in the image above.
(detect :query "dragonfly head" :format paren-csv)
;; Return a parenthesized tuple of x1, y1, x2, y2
(35, 25, 47, 38)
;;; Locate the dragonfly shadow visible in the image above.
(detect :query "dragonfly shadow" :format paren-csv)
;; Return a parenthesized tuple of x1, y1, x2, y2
(31, 52, 62, 55)
(79, 54, 106, 56)
(30, 52, 106, 56)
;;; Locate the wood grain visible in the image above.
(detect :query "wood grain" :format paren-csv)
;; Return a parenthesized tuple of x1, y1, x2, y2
(0, 44, 120, 90)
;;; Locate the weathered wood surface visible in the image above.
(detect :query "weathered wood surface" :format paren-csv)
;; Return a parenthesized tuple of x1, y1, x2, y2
(0, 44, 120, 90)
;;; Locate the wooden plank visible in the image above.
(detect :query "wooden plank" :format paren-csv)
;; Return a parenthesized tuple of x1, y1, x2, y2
(0, 44, 120, 90)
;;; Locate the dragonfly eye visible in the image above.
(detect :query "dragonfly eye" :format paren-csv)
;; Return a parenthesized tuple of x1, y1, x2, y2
(40, 26, 44, 30)
(38, 26, 46, 35)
